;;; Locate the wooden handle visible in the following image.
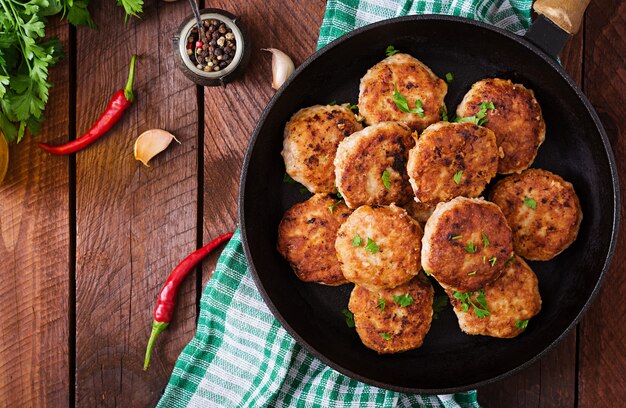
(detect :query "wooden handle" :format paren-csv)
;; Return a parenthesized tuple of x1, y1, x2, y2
(533, 0, 591, 34)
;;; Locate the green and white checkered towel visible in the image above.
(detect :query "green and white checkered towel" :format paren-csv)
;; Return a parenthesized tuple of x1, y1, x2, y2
(159, 1, 532, 406)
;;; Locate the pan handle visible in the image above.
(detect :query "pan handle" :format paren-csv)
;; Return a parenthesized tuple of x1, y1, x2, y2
(533, 0, 591, 34)
(524, 0, 591, 59)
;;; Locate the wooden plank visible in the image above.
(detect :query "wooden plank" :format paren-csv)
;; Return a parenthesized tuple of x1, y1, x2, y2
(578, 0, 626, 406)
(0, 18, 71, 407)
(74, 1, 199, 405)
(201, 0, 326, 282)
(478, 26, 584, 408)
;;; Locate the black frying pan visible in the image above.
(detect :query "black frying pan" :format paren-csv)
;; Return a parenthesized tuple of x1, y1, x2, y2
(238, 1, 619, 393)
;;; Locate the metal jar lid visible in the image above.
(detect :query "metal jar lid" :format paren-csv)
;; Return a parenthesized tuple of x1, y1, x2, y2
(173, 8, 250, 87)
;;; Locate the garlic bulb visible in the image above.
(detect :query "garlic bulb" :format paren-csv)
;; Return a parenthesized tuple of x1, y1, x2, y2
(134, 129, 180, 166)
(262, 48, 295, 90)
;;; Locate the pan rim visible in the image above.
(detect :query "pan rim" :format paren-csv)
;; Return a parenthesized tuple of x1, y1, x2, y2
(238, 14, 620, 394)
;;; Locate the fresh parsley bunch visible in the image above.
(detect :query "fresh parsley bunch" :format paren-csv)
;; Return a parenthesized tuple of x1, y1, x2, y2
(0, 0, 142, 144)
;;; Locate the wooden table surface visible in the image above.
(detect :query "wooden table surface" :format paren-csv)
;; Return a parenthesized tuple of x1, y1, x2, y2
(1, 1, 624, 406)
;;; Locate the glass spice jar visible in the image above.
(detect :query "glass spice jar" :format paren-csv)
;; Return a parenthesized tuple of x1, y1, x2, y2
(173, 8, 250, 86)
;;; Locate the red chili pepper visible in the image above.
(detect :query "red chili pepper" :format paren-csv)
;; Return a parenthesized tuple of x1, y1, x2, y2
(38, 55, 137, 155)
(143, 232, 234, 370)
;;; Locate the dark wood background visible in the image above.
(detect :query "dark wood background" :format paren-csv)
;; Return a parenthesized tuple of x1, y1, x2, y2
(0, 0, 623, 406)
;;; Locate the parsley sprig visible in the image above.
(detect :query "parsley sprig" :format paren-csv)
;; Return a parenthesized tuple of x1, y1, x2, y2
(453, 289, 490, 318)
(393, 293, 414, 307)
(342, 309, 355, 328)
(455, 101, 495, 126)
(392, 82, 425, 117)
(365, 238, 379, 254)
(524, 197, 537, 209)
(0, 0, 142, 148)
(385, 45, 399, 57)
(432, 295, 448, 319)
(381, 169, 391, 189)
(515, 319, 529, 329)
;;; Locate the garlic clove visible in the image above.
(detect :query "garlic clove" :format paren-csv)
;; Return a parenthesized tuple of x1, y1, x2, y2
(262, 48, 295, 90)
(134, 129, 180, 167)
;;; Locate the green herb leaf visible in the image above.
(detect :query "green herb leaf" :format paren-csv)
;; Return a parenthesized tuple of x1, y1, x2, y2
(283, 173, 296, 184)
(64, 0, 97, 28)
(346, 103, 358, 112)
(393, 293, 414, 307)
(365, 238, 380, 254)
(352, 234, 363, 247)
(523, 197, 537, 209)
(342, 309, 355, 328)
(381, 333, 392, 341)
(423, 268, 431, 276)
(515, 319, 529, 329)
(504, 256, 516, 267)
(328, 100, 337, 106)
(453, 290, 490, 318)
(116, 0, 144, 23)
(482, 232, 489, 248)
(489, 256, 497, 267)
(483, 255, 486, 264)
(336, 191, 343, 199)
(455, 100, 495, 126)
(392, 82, 424, 115)
(432, 295, 448, 319)
(453, 170, 463, 184)
(385, 45, 399, 57)
(414, 99, 425, 118)
(381, 170, 391, 189)
(440, 106, 448, 121)
(468, 271, 477, 276)
(328, 199, 343, 213)
(464, 241, 477, 253)
(378, 298, 386, 312)
(445, 72, 454, 83)
(451, 235, 462, 240)
(299, 186, 309, 195)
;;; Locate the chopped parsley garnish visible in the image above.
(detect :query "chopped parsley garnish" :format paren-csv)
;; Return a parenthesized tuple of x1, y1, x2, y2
(381, 333, 392, 341)
(453, 289, 490, 318)
(342, 309, 355, 328)
(328, 100, 337, 106)
(346, 103, 358, 112)
(453, 170, 463, 184)
(414, 99, 425, 117)
(393, 293, 414, 307)
(467, 271, 477, 276)
(432, 295, 448, 319)
(381, 170, 392, 189)
(365, 238, 380, 254)
(352, 233, 363, 247)
(523, 197, 537, 209)
(328, 199, 343, 213)
(489, 257, 497, 266)
(451, 235, 462, 240)
(483, 255, 486, 264)
(392, 82, 425, 116)
(504, 256, 516, 267)
(283, 173, 296, 184)
(385, 45, 400, 57)
(482, 232, 489, 248)
(336, 191, 343, 199)
(445, 72, 454, 83)
(464, 241, 477, 253)
(440, 106, 448, 121)
(378, 298, 386, 312)
(423, 268, 431, 276)
(455, 100, 495, 126)
(299, 186, 309, 195)
(515, 319, 529, 329)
